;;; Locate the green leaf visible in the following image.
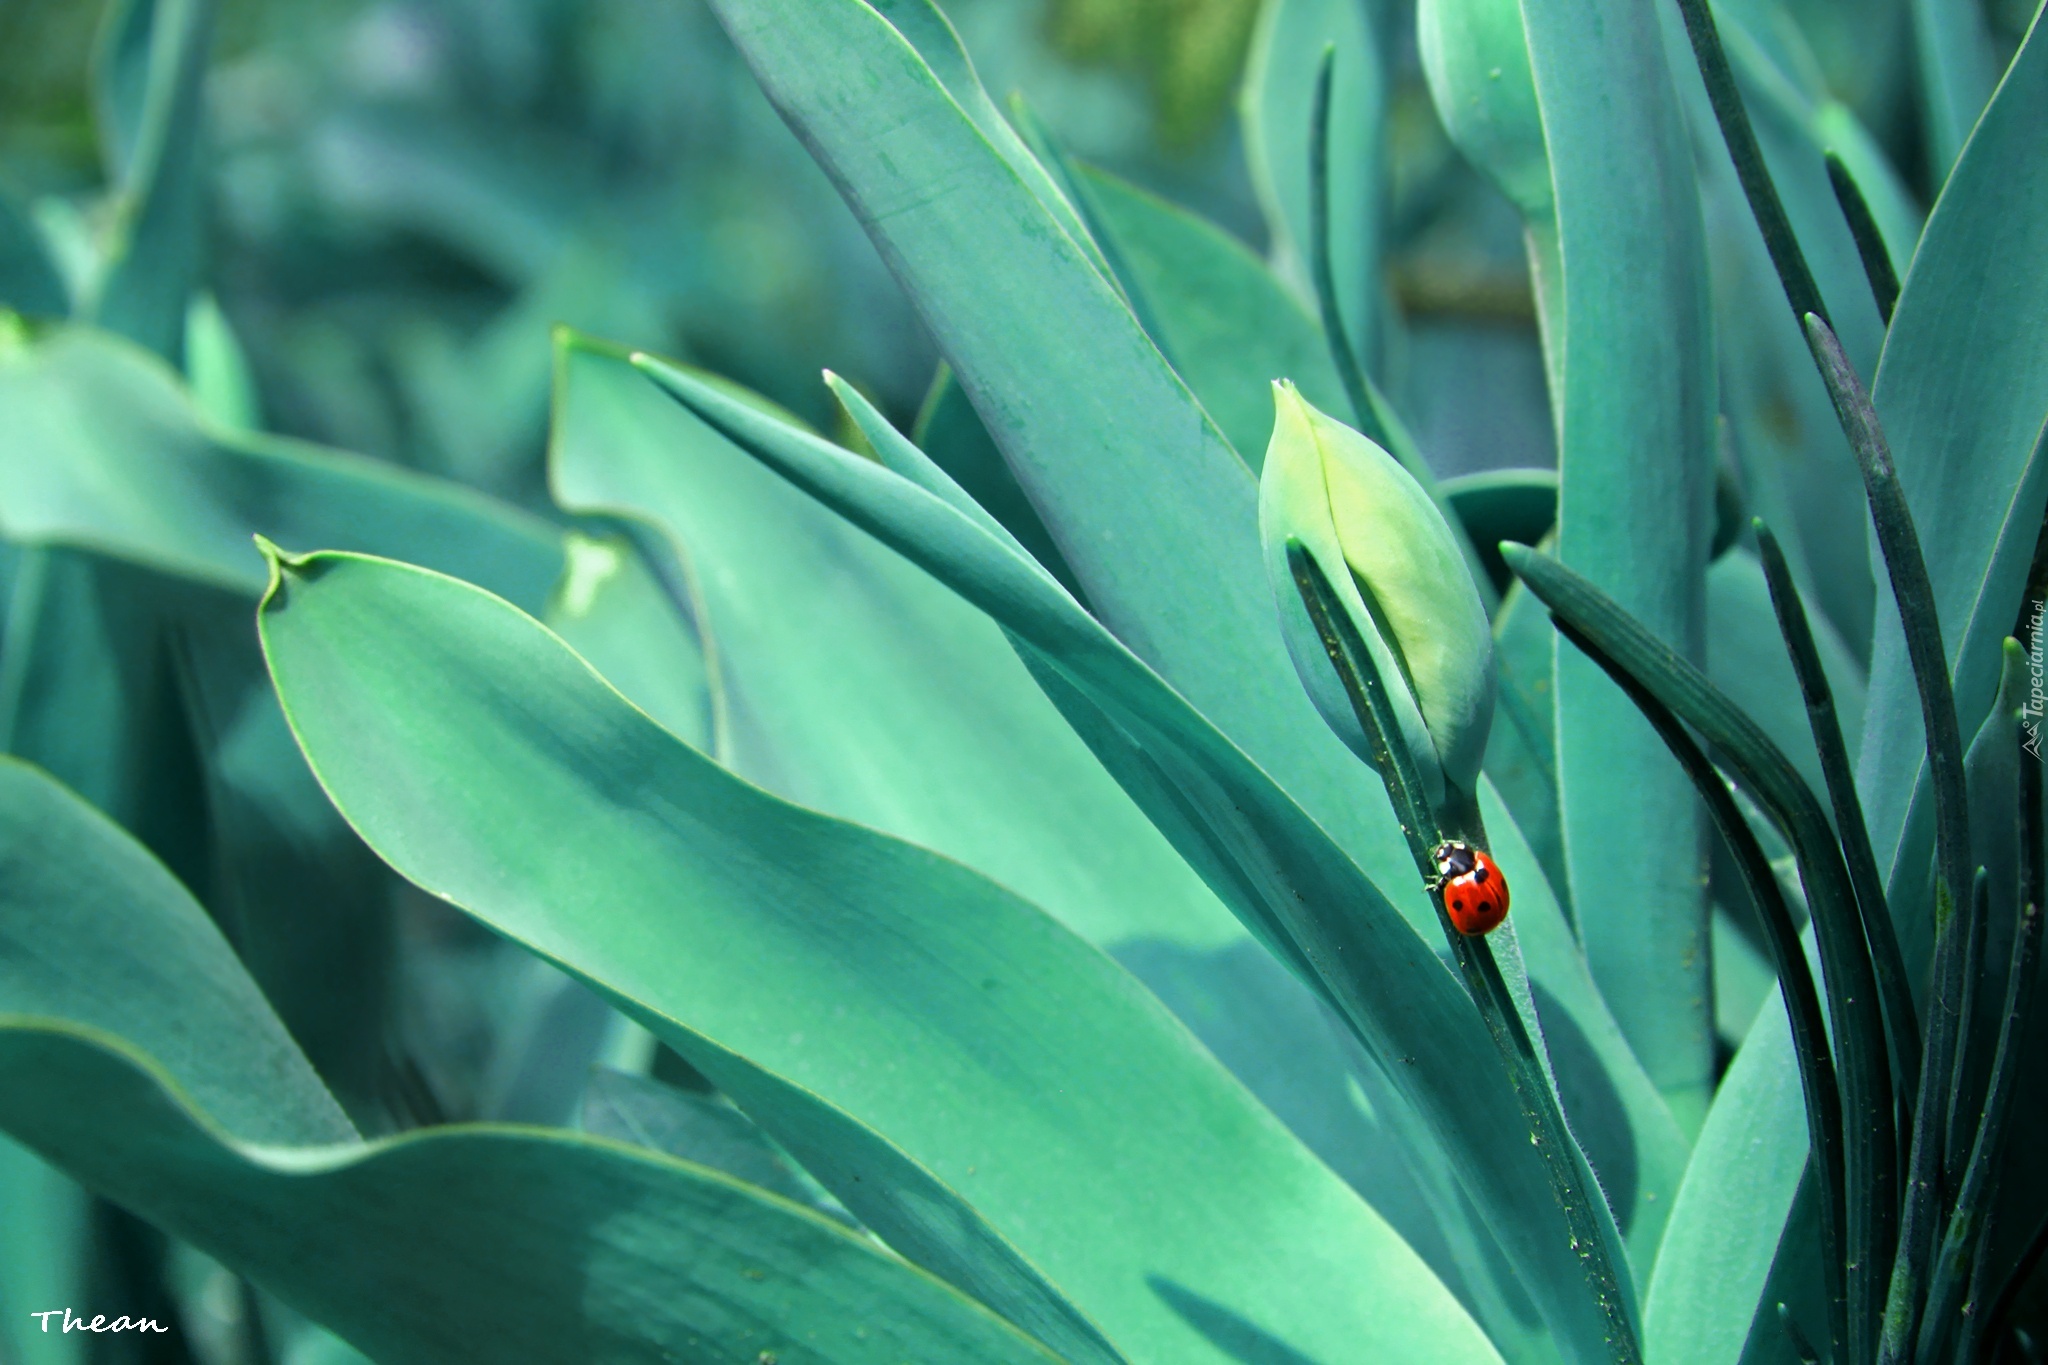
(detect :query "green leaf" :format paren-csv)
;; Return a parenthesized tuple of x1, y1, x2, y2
(1483, 574, 1569, 922)
(551, 335, 1241, 960)
(1706, 547, 1865, 798)
(257, 548, 1500, 1365)
(0, 326, 562, 610)
(639, 357, 1655, 1365)
(1863, 9, 2048, 924)
(3, 1026, 1077, 1365)
(1065, 162, 1348, 467)
(1507, 542, 1898, 1358)
(1748, 528, 1914, 1096)
(1823, 152, 1901, 325)
(542, 527, 717, 754)
(0, 1136, 86, 1365)
(911, 365, 1083, 599)
(88, 0, 215, 361)
(1443, 470, 1557, 600)
(0, 756, 353, 1147)
(1239, 0, 1384, 360)
(1549, 615, 1847, 1359)
(1644, 1004, 1810, 1363)
(1908, 0, 2001, 183)
(1520, 0, 1718, 1132)
(698, 0, 1403, 897)
(581, 1067, 841, 1220)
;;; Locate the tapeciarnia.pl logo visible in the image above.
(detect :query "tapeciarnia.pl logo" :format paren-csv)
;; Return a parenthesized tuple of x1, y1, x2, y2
(2026, 601, 2044, 761)
(27, 1309, 170, 1335)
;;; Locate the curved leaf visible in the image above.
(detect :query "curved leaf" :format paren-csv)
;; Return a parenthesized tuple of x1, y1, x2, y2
(1239, 0, 1384, 358)
(88, 0, 214, 360)
(0, 1025, 1069, 1365)
(1644, 1005, 1811, 1364)
(638, 356, 1655, 1365)
(698, 0, 1406, 900)
(1523, 0, 1718, 1130)
(0, 326, 561, 610)
(1862, 10, 2048, 921)
(258, 548, 1499, 1365)
(550, 335, 1237, 957)
(1067, 162, 1348, 467)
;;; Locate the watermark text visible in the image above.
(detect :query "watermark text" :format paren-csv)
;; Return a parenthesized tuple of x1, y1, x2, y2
(28, 1309, 168, 1334)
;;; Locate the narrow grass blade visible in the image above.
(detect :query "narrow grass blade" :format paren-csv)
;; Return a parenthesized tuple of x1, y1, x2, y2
(1807, 314, 1975, 967)
(1669, 0, 1828, 329)
(1822, 151, 1901, 325)
(1755, 520, 1920, 1091)
(1292, 548, 1642, 1365)
(1918, 665, 2044, 1362)
(1550, 615, 1848, 1362)
(1307, 47, 1382, 453)
(1883, 858, 1977, 1362)
(1505, 541, 1898, 1359)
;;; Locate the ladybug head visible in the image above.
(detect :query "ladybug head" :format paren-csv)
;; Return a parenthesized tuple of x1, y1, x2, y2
(1433, 840, 1479, 879)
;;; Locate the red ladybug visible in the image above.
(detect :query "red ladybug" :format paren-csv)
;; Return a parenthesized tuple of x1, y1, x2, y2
(1431, 840, 1510, 936)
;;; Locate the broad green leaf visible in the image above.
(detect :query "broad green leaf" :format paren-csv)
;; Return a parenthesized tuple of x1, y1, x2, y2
(0, 757, 352, 1146)
(89, 0, 214, 360)
(581, 1067, 842, 1218)
(555, 342, 1491, 1314)
(637, 359, 1652, 1365)
(911, 366, 1081, 598)
(1644, 1004, 1810, 1364)
(0, 1028, 1072, 1365)
(1862, 10, 2048, 931)
(0, 326, 561, 610)
(542, 528, 717, 755)
(1067, 162, 1348, 467)
(551, 336, 1238, 956)
(1909, 0, 2001, 181)
(0, 747, 1071, 1365)
(258, 549, 1500, 1365)
(182, 293, 260, 430)
(698, 0, 1407, 899)
(1523, 0, 1718, 1131)
(1239, 0, 1384, 359)
(0, 549, 218, 894)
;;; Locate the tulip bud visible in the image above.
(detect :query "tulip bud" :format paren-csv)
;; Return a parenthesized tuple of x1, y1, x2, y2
(1260, 382, 1496, 806)
(1416, 0, 1551, 220)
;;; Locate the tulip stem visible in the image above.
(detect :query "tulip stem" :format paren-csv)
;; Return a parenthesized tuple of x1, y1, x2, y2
(1290, 544, 1642, 1365)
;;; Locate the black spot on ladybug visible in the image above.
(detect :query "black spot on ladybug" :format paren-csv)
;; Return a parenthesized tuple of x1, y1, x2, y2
(1472, 865, 1490, 884)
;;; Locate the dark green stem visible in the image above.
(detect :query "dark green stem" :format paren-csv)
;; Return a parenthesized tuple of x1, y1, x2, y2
(1823, 152, 1900, 325)
(1755, 520, 1920, 1099)
(1919, 725, 2044, 1363)
(1291, 546, 1640, 1365)
(1507, 542, 1897, 1363)
(1553, 615, 1848, 1361)
(1669, 0, 1830, 329)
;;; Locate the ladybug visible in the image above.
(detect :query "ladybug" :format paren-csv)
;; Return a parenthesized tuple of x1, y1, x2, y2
(1430, 840, 1510, 936)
